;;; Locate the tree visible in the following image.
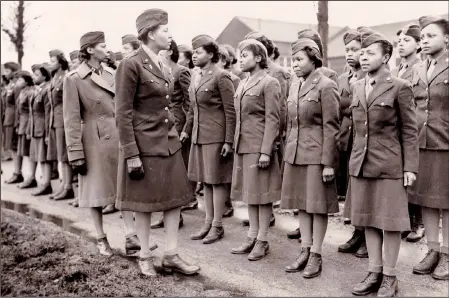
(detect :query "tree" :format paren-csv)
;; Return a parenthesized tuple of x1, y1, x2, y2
(1, 1, 40, 66)
(316, 0, 329, 67)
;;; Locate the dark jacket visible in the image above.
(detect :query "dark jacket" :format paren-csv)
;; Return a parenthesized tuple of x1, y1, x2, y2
(16, 86, 33, 135)
(169, 64, 191, 135)
(391, 57, 421, 82)
(267, 61, 291, 137)
(28, 82, 50, 138)
(3, 82, 22, 127)
(49, 70, 68, 129)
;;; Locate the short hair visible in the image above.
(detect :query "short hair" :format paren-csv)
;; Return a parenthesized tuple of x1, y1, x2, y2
(254, 35, 275, 57)
(432, 19, 449, 35)
(130, 41, 141, 50)
(137, 25, 160, 44)
(218, 45, 231, 69)
(273, 46, 280, 60)
(223, 44, 238, 64)
(303, 46, 323, 68)
(180, 50, 194, 69)
(35, 66, 52, 82)
(376, 40, 394, 62)
(2, 75, 10, 85)
(79, 48, 91, 62)
(51, 53, 69, 74)
(202, 41, 220, 64)
(169, 40, 180, 63)
(17, 73, 34, 86)
(241, 43, 269, 69)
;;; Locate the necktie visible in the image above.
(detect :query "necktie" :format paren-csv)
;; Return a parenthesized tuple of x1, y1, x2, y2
(397, 63, 408, 78)
(365, 78, 375, 100)
(427, 59, 436, 81)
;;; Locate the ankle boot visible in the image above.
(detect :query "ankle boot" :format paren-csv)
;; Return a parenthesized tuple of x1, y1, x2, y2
(338, 229, 364, 253)
(97, 237, 113, 256)
(248, 240, 269, 261)
(413, 249, 440, 275)
(32, 184, 53, 196)
(406, 224, 425, 243)
(352, 272, 383, 296)
(53, 188, 75, 201)
(162, 254, 200, 275)
(355, 240, 369, 258)
(18, 178, 37, 189)
(125, 235, 141, 256)
(285, 247, 310, 272)
(231, 237, 256, 254)
(303, 252, 322, 278)
(432, 252, 449, 280)
(287, 228, 301, 239)
(138, 257, 157, 276)
(5, 173, 24, 184)
(377, 275, 398, 297)
(191, 223, 211, 240)
(203, 226, 224, 244)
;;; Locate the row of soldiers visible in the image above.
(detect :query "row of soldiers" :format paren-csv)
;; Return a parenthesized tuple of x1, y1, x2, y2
(1, 8, 448, 296)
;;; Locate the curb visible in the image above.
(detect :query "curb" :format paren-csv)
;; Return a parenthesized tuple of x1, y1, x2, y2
(1, 199, 96, 243)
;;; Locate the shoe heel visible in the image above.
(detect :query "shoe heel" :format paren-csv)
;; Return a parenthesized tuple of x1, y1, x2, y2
(126, 249, 139, 256)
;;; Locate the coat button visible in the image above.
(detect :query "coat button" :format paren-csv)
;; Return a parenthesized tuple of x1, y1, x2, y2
(425, 110, 428, 114)
(150, 80, 154, 83)
(365, 134, 368, 138)
(307, 98, 311, 101)
(445, 80, 448, 84)
(426, 87, 428, 91)
(295, 116, 298, 120)
(424, 122, 427, 126)
(364, 121, 367, 126)
(205, 88, 208, 92)
(80, 120, 84, 124)
(165, 107, 169, 111)
(165, 83, 168, 87)
(164, 119, 168, 123)
(364, 146, 367, 150)
(381, 102, 385, 106)
(100, 116, 104, 120)
(166, 95, 169, 99)
(105, 135, 110, 139)
(349, 126, 352, 130)
(426, 99, 429, 103)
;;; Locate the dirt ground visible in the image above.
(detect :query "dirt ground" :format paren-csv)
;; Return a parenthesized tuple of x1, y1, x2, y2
(0, 209, 245, 297)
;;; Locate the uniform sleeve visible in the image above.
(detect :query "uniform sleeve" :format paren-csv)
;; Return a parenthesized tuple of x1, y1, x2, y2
(261, 79, 281, 156)
(115, 58, 140, 159)
(179, 68, 192, 115)
(62, 75, 84, 162)
(329, 71, 338, 84)
(320, 81, 340, 167)
(397, 81, 418, 173)
(218, 71, 236, 144)
(183, 75, 194, 136)
(272, 70, 289, 137)
(26, 90, 34, 138)
(44, 87, 51, 140)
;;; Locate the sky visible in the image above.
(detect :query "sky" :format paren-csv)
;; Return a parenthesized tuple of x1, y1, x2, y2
(1, 1, 447, 70)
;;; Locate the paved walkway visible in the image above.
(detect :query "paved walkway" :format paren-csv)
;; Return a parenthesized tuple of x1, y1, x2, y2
(1, 161, 447, 297)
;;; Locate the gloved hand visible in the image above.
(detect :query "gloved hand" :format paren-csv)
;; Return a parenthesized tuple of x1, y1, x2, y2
(71, 159, 87, 176)
(127, 156, 145, 180)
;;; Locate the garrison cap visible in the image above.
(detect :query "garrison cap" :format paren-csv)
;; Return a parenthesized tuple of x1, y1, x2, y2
(291, 38, 323, 67)
(357, 26, 376, 36)
(31, 64, 40, 73)
(218, 45, 230, 60)
(177, 44, 192, 53)
(297, 29, 324, 53)
(418, 15, 447, 29)
(122, 34, 139, 45)
(223, 44, 237, 63)
(244, 31, 265, 40)
(49, 49, 63, 58)
(4, 62, 20, 72)
(16, 70, 32, 80)
(396, 23, 421, 40)
(343, 29, 361, 45)
(192, 34, 215, 50)
(69, 50, 79, 61)
(31, 63, 51, 78)
(238, 39, 268, 58)
(361, 32, 392, 48)
(136, 8, 168, 35)
(80, 31, 105, 50)
(115, 51, 123, 61)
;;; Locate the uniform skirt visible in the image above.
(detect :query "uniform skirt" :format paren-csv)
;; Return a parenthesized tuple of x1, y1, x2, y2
(231, 152, 282, 205)
(55, 127, 68, 162)
(30, 137, 47, 162)
(280, 163, 339, 214)
(46, 128, 58, 162)
(116, 149, 193, 213)
(344, 177, 410, 231)
(188, 143, 233, 184)
(3, 126, 18, 151)
(408, 149, 449, 210)
(17, 135, 30, 157)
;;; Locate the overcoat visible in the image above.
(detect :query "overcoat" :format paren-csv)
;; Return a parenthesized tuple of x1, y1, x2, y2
(48, 70, 68, 162)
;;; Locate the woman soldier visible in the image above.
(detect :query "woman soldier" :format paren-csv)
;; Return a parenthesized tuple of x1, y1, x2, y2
(115, 8, 200, 276)
(121, 34, 140, 59)
(223, 44, 247, 81)
(281, 39, 340, 279)
(231, 39, 281, 261)
(345, 32, 418, 296)
(336, 30, 369, 259)
(180, 34, 236, 244)
(177, 44, 195, 70)
(410, 15, 449, 281)
(392, 24, 425, 243)
(69, 50, 81, 70)
(28, 64, 53, 196)
(47, 49, 74, 201)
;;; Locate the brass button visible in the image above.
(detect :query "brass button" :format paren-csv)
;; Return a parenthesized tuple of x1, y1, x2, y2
(425, 110, 428, 114)
(164, 119, 168, 123)
(445, 80, 448, 84)
(364, 121, 367, 126)
(365, 134, 368, 138)
(105, 135, 110, 139)
(80, 120, 84, 124)
(381, 102, 385, 106)
(165, 107, 169, 111)
(165, 83, 168, 87)
(150, 80, 154, 83)
(205, 88, 208, 91)
(426, 99, 429, 103)
(166, 95, 169, 99)
(426, 87, 428, 91)
(349, 126, 352, 130)
(364, 146, 367, 150)
(424, 122, 427, 126)
(295, 116, 298, 120)
(100, 116, 104, 120)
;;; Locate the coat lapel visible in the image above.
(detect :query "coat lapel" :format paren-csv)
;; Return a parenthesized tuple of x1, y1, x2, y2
(139, 48, 167, 82)
(298, 70, 321, 99)
(241, 71, 266, 97)
(195, 64, 215, 93)
(428, 51, 449, 85)
(355, 78, 368, 111)
(367, 70, 394, 108)
(77, 62, 115, 95)
(417, 61, 428, 85)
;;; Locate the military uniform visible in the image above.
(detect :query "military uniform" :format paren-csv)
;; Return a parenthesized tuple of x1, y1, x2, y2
(15, 73, 34, 158)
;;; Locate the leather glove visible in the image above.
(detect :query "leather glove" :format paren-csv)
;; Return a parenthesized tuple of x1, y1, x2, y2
(71, 159, 87, 176)
(127, 156, 145, 180)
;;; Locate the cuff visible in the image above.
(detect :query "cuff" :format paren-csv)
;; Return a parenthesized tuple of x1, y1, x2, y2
(121, 142, 140, 159)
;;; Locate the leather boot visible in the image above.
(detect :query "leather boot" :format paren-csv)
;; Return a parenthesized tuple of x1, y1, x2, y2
(231, 237, 256, 254)
(377, 275, 398, 297)
(181, 200, 198, 211)
(413, 249, 440, 275)
(190, 223, 211, 240)
(203, 226, 224, 244)
(223, 203, 234, 218)
(18, 178, 37, 189)
(97, 237, 113, 256)
(285, 247, 311, 272)
(431, 252, 449, 280)
(248, 240, 269, 261)
(125, 235, 141, 256)
(352, 272, 383, 296)
(242, 219, 250, 226)
(162, 254, 200, 275)
(406, 224, 425, 243)
(72, 198, 79, 208)
(49, 186, 63, 200)
(53, 188, 75, 201)
(31, 184, 53, 196)
(338, 229, 364, 253)
(344, 218, 351, 225)
(355, 239, 369, 258)
(287, 228, 301, 239)
(5, 173, 24, 184)
(303, 252, 322, 278)
(102, 204, 118, 214)
(50, 169, 59, 180)
(138, 257, 157, 276)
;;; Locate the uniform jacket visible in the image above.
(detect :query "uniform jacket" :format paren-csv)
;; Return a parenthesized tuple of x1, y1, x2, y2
(16, 86, 33, 135)
(337, 68, 366, 151)
(184, 63, 236, 145)
(349, 68, 418, 178)
(391, 57, 421, 82)
(115, 47, 179, 159)
(234, 70, 280, 156)
(230, 72, 241, 91)
(169, 64, 191, 135)
(285, 69, 340, 167)
(411, 51, 449, 150)
(267, 61, 291, 137)
(49, 70, 68, 129)
(320, 66, 338, 84)
(3, 82, 22, 127)
(27, 82, 50, 138)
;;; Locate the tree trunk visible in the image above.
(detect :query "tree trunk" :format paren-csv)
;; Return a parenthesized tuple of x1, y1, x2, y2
(317, 1, 329, 67)
(16, 0, 25, 66)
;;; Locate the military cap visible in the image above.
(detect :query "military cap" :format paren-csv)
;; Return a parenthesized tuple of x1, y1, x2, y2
(178, 44, 193, 53)
(122, 34, 139, 45)
(16, 70, 32, 79)
(343, 29, 361, 45)
(357, 26, 376, 35)
(297, 29, 324, 53)
(238, 39, 268, 58)
(223, 44, 237, 63)
(136, 8, 168, 35)
(69, 50, 79, 61)
(31, 64, 51, 78)
(4, 61, 20, 72)
(192, 34, 215, 50)
(291, 38, 322, 56)
(244, 31, 265, 40)
(396, 23, 421, 40)
(80, 31, 105, 49)
(115, 51, 123, 61)
(49, 49, 63, 58)
(361, 32, 392, 48)
(31, 64, 40, 73)
(418, 15, 448, 29)
(218, 45, 230, 60)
